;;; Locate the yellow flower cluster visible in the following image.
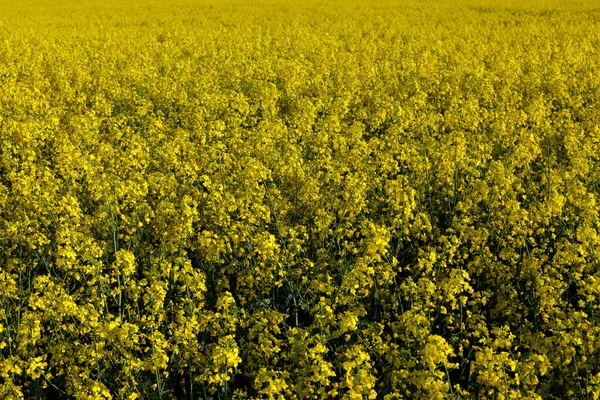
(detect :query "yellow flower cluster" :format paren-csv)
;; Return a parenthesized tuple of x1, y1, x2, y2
(1, 0, 600, 398)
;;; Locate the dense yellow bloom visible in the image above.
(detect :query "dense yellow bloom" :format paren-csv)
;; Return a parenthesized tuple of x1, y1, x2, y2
(1, 0, 600, 398)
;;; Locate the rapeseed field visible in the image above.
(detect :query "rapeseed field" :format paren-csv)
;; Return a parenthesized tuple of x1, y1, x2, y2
(1, 0, 600, 398)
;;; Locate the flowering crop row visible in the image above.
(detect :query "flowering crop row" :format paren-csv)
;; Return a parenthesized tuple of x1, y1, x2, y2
(1, 0, 600, 398)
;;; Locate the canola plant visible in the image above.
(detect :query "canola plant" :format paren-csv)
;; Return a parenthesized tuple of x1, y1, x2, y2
(1, 0, 600, 398)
